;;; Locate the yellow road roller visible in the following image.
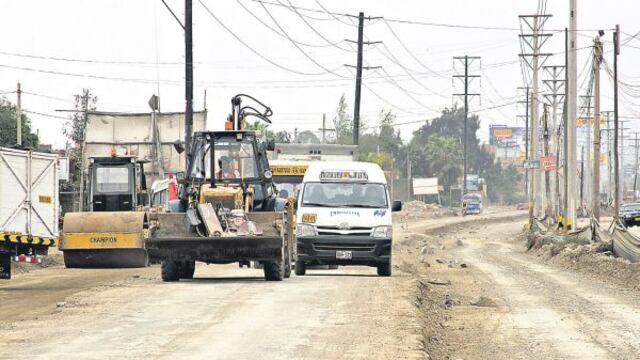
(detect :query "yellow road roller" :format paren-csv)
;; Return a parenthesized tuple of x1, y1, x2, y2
(59, 156, 149, 268)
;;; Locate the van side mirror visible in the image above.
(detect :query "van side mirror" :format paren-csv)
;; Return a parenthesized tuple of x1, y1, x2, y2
(392, 200, 402, 212)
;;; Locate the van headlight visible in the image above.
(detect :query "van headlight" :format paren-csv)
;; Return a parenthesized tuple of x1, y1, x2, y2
(371, 226, 392, 238)
(296, 223, 317, 237)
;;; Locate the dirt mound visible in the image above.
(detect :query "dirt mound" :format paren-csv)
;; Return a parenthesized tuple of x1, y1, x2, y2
(528, 232, 640, 290)
(396, 201, 455, 223)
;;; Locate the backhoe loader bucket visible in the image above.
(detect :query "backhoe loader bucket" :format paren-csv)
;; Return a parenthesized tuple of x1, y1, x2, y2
(60, 212, 148, 268)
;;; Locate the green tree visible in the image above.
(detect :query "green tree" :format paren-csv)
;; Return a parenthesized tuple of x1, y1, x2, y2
(333, 94, 353, 144)
(0, 98, 39, 148)
(359, 151, 393, 170)
(296, 130, 320, 144)
(64, 89, 98, 183)
(407, 105, 523, 204)
(245, 120, 275, 141)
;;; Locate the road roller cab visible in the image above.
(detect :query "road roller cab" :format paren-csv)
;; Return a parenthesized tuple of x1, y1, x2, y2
(87, 156, 148, 212)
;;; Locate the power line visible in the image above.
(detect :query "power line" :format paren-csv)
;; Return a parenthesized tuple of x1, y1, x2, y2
(22, 109, 69, 120)
(279, 0, 354, 52)
(198, 0, 342, 76)
(256, 0, 350, 77)
(234, 0, 345, 49)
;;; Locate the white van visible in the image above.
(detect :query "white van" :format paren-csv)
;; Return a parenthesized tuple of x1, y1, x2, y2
(294, 161, 402, 277)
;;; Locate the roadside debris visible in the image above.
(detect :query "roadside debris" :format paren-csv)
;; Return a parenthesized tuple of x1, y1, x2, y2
(428, 278, 451, 285)
(469, 296, 497, 307)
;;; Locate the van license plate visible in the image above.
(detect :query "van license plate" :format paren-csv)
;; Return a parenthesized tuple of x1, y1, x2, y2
(336, 250, 352, 259)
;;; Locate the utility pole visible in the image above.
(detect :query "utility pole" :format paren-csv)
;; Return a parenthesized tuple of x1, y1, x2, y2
(613, 24, 620, 214)
(345, 12, 382, 146)
(517, 86, 531, 195)
(453, 55, 481, 195)
(519, 13, 552, 218)
(579, 94, 594, 210)
(543, 105, 552, 217)
(592, 34, 603, 220)
(633, 132, 640, 201)
(185, 0, 194, 161)
(318, 113, 335, 144)
(543, 65, 566, 218)
(16, 82, 22, 146)
(602, 111, 615, 205)
(407, 151, 412, 200)
(566, 1, 578, 231)
(620, 121, 628, 203)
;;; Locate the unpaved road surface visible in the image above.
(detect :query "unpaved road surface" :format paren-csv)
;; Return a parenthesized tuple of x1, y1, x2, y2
(425, 220, 640, 359)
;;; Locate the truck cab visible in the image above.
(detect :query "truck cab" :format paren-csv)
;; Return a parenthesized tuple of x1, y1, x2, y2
(294, 162, 401, 277)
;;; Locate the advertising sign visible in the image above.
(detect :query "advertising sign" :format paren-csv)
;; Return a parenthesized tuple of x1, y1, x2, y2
(523, 160, 540, 169)
(541, 156, 557, 171)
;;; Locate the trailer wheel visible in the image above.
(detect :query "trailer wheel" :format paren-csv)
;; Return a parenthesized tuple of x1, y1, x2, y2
(161, 260, 180, 282)
(179, 261, 196, 279)
(263, 260, 284, 281)
(294, 260, 306, 276)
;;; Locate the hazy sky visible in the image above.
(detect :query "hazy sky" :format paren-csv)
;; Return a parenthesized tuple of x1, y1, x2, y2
(1, 0, 639, 148)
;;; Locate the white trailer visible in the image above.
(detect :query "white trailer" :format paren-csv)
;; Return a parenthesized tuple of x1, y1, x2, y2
(0, 147, 59, 279)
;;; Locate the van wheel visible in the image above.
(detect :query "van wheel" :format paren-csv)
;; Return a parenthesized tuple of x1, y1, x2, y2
(295, 260, 306, 276)
(377, 261, 392, 277)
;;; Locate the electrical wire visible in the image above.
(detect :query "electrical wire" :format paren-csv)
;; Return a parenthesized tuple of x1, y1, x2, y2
(198, 0, 343, 76)
(22, 109, 69, 120)
(279, 0, 354, 52)
(382, 19, 447, 79)
(256, 0, 349, 77)
(313, 0, 355, 27)
(235, 0, 345, 49)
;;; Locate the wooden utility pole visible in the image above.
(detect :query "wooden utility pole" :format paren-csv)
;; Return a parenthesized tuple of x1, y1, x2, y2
(345, 13, 381, 146)
(352, 12, 364, 146)
(592, 35, 603, 220)
(613, 24, 620, 216)
(633, 132, 640, 201)
(16, 82, 22, 146)
(185, 0, 194, 158)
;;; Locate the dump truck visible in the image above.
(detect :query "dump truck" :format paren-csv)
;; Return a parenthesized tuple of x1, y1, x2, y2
(59, 156, 150, 268)
(0, 147, 59, 279)
(147, 94, 296, 281)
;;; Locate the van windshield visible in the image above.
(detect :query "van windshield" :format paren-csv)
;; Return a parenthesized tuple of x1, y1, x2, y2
(302, 182, 387, 208)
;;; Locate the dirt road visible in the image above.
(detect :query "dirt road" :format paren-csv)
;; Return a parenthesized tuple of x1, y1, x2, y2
(0, 209, 525, 360)
(422, 220, 640, 359)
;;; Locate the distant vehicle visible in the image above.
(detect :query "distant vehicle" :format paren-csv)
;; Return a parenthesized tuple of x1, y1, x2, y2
(294, 161, 402, 277)
(462, 193, 483, 216)
(0, 148, 59, 279)
(619, 203, 640, 227)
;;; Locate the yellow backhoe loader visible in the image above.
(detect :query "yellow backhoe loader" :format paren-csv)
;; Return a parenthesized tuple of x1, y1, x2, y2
(147, 94, 296, 281)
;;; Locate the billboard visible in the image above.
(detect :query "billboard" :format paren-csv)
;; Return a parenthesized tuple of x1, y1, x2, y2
(489, 126, 526, 147)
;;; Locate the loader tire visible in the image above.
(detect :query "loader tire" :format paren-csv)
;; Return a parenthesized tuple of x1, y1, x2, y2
(263, 260, 284, 281)
(179, 261, 196, 279)
(161, 260, 180, 282)
(294, 260, 306, 276)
